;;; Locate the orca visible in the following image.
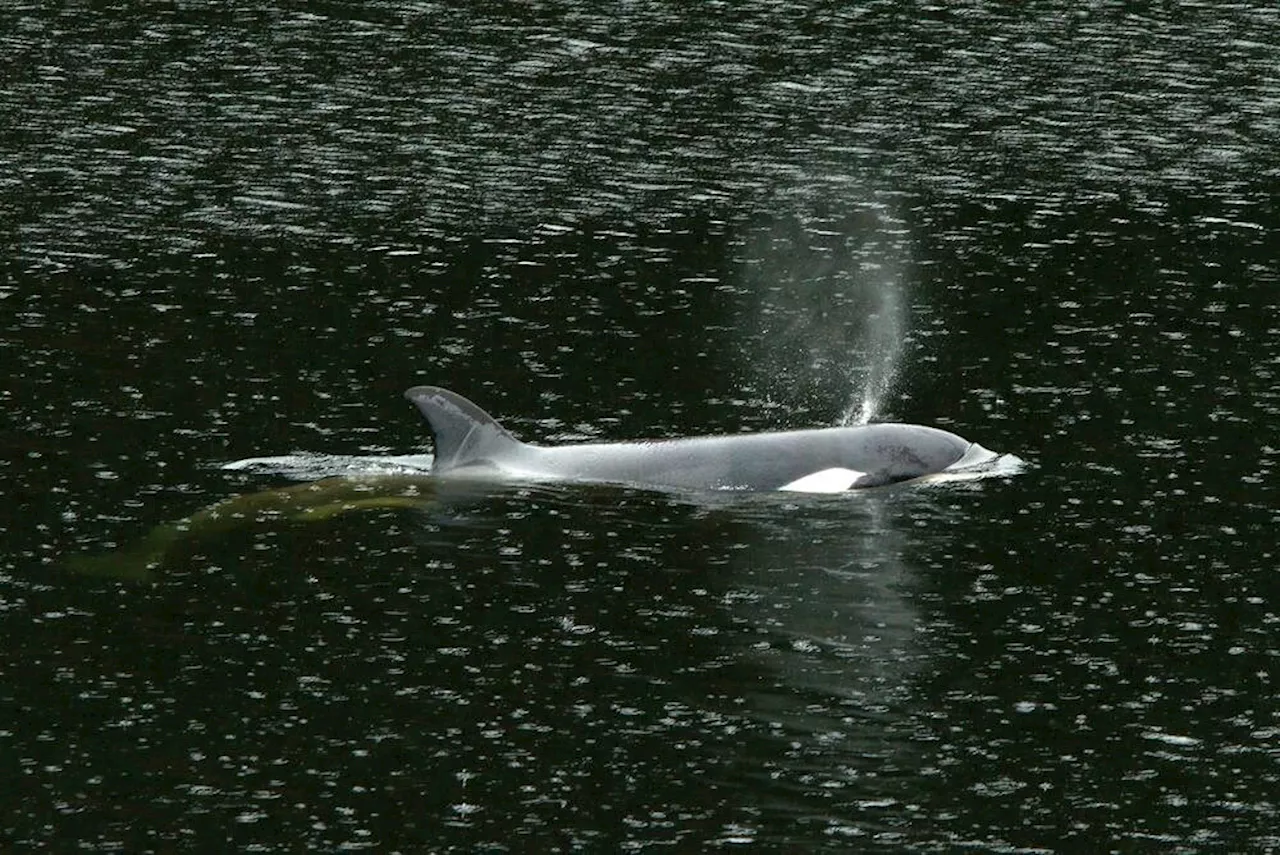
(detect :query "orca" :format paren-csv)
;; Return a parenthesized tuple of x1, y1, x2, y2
(404, 386, 1002, 494)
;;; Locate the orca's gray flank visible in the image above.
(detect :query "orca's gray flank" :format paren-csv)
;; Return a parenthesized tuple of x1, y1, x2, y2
(406, 387, 1008, 494)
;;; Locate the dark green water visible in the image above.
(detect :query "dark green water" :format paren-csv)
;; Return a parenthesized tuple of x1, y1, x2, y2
(4, 3, 1279, 851)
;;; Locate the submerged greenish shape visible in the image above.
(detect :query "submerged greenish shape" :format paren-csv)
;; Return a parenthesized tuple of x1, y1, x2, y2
(67, 476, 438, 582)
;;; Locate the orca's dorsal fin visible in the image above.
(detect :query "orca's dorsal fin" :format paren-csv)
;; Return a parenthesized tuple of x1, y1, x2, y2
(404, 386, 525, 472)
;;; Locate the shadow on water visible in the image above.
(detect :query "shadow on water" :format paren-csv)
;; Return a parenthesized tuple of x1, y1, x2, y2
(374, 482, 963, 848)
(48, 463, 987, 849)
(368, 480, 983, 848)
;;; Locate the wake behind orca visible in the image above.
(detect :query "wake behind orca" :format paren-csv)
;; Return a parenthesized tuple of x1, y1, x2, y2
(405, 386, 1011, 493)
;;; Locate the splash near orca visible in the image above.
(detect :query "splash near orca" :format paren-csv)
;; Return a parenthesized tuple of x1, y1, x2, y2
(405, 386, 1008, 494)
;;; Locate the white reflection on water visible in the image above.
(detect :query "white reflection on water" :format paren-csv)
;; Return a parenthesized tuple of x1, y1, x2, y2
(222, 452, 435, 480)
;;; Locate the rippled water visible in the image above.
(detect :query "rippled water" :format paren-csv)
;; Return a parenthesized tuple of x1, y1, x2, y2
(4, 2, 1280, 851)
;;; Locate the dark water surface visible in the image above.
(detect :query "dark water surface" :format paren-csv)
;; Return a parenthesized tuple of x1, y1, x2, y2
(5, 2, 1279, 851)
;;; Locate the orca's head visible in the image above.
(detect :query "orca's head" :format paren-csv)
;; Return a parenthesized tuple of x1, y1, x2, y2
(846, 424, 980, 488)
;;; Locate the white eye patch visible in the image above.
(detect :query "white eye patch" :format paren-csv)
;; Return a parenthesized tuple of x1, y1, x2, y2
(778, 468, 867, 493)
